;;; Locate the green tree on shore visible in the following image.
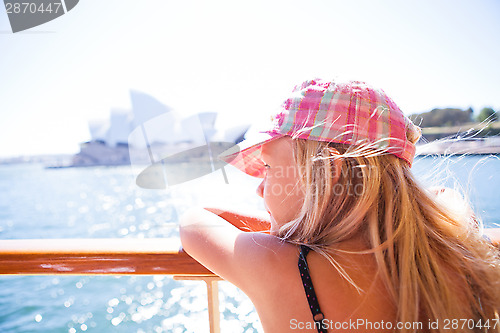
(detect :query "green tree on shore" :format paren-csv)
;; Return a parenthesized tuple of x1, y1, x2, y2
(409, 108, 473, 127)
(476, 107, 498, 123)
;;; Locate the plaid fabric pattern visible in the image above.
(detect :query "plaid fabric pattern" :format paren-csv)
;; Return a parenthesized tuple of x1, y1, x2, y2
(220, 79, 421, 178)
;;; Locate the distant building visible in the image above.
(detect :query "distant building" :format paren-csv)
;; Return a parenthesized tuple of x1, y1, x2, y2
(71, 91, 249, 167)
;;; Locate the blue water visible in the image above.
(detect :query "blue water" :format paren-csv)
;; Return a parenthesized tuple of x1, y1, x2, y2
(0, 156, 499, 333)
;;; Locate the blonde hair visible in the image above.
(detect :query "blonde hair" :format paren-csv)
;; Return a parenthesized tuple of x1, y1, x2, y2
(276, 134, 500, 332)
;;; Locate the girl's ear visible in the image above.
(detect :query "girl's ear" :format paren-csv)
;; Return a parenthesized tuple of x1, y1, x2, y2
(326, 147, 342, 184)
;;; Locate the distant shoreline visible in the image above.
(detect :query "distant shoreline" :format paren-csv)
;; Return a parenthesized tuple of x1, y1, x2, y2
(2, 138, 500, 166)
(416, 137, 500, 156)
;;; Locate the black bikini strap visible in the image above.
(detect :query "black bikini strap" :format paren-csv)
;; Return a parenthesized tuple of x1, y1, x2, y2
(298, 245, 327, 333)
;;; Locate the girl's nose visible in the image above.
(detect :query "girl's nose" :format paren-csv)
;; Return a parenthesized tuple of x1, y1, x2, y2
(256, 179, 265, 198)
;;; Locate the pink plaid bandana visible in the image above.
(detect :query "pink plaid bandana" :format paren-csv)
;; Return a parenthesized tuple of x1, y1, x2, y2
(220, 78, 421, 178)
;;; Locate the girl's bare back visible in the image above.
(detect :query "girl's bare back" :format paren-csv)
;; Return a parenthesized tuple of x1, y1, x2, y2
(245, 236, 397, 333)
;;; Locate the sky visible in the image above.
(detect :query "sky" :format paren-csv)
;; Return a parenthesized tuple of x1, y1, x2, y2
(0, 0, 499, 157)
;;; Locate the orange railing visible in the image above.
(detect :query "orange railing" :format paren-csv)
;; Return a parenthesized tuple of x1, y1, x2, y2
(1, 230, 499, 333)
(0, 238, 212, 275)
(0, 238, 221, 333)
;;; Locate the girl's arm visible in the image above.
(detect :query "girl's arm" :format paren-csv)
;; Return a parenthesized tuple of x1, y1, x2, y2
(430, 187, 500, 247)
(179, 207, 289, 294)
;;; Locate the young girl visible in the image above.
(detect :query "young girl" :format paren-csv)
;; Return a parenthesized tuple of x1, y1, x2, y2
(180, 78, 500, 332)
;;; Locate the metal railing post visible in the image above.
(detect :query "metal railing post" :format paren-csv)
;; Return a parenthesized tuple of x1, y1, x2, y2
(173, 275, 222, 333)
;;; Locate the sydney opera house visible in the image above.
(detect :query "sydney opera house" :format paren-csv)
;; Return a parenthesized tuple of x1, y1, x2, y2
(71, 91, 249, 167)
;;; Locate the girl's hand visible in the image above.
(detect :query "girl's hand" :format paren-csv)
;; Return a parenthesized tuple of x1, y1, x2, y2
(203, 207, 271, 233)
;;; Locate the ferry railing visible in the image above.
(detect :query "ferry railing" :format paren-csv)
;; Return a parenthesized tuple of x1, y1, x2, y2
(0, 238, 222, 333)
(1, 230, 500, 333)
